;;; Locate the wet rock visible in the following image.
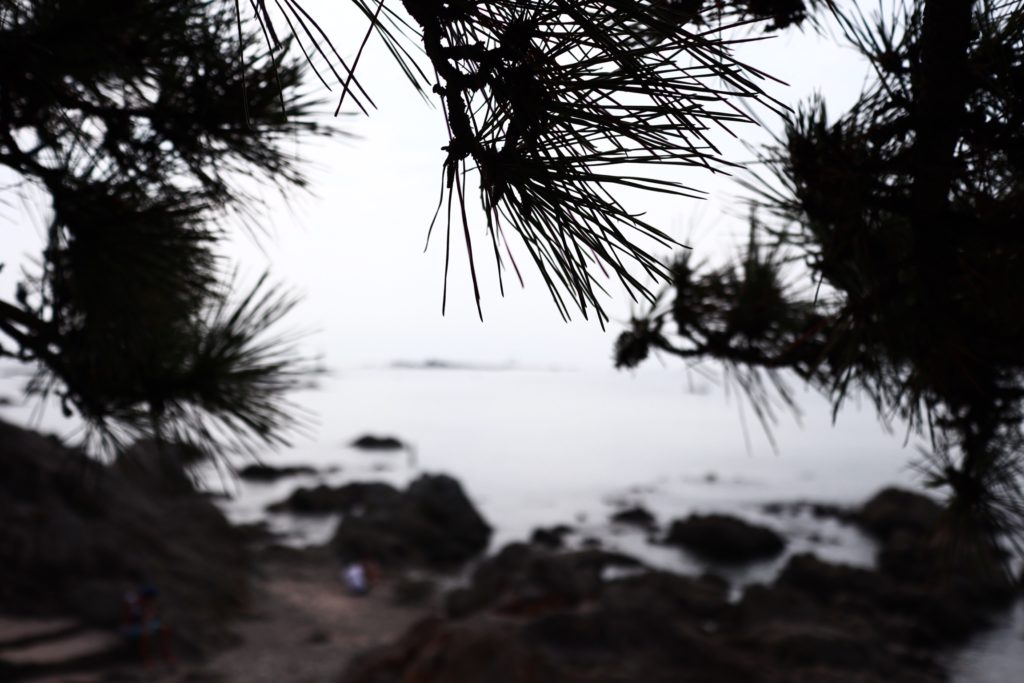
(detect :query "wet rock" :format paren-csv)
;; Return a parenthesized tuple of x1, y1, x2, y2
(238, 463, 317, 482)
(530, 525, 573, 549)
(610, 505, 656, 529)
(330, 474, 491, 569)
(858, 488, 941, 541)
(349, 434, 405, 451)
(666, 514, 785, 563)
(267, 481, 401, 515)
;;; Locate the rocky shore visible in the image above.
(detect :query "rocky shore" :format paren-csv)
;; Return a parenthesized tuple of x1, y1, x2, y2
(337, 488, 1018, 683)
(1, 419, 1020, 683)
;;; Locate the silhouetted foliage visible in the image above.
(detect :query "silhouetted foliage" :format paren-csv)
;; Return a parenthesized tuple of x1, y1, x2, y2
(253, 0, 799, 321)
(616, 0, 1024, 558)
(2, 0, 806, 458)
(0, 0, 331, 456)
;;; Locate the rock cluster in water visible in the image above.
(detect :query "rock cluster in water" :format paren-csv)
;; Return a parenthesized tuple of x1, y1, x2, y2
(268, 475, 492, 568)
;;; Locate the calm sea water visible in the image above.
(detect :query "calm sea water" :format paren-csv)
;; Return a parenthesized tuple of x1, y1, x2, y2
(214, 367, 920, 554)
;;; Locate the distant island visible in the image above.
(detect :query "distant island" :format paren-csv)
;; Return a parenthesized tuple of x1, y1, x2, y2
(388, 359, 517, 371)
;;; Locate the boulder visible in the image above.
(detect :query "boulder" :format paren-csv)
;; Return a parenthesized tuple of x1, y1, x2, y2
(774, 552, 1004, 646)
(0, 421, 249, 655)
(601, 571, 729, 621)
(349, 434, 406, 451)
(238, 463, 318, 482)
(666, 514, 785, 563)
(340, 618, 563, 683)
(857, 488, 941, 541)
(330, 474, 491, 568)
(267, 482, 401, 514)
(530, 524, 573, 549)
(344, 570, 753, 683)
(610, 505, 656, 529)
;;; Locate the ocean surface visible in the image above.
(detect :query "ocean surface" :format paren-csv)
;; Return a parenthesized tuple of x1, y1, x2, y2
(3, 365, 1021, 678)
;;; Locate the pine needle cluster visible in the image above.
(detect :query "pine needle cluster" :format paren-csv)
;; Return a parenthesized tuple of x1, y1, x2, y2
(617, 0, 1024, 559)
(0, 0, 332, 458)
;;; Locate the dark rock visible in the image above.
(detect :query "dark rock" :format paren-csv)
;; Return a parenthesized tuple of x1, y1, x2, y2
(445, 544, 642, 619)
(349, 434, 406, 451)
(340, 618, 563, 683)
(267, 481, 400, 514)
(0, 421, 249, 655)
(877, 530, 1016, 603)
(610, 505, 656, 528)
(602, 571, 729, 621)
(238, 463, 317, 481)
(307, 629, 331, 644)
(856, 489, 1017, 606)
(234, 520, 276, 542)
(114, 439, 203, 495)
(776, 553, 883, 603)
(391, 576, 437, 606)
(774, 553, 1004, 646)
(346, 578, 754, 683)
(666, 514, 785, 563)
(330, 474, 491, 568)
(338, 525, 1016, 683)
(858, 488, 941, 541)
(342, 542, 1000, 683)
(446, 543, 532, 618)
(530, 524, 573, 549)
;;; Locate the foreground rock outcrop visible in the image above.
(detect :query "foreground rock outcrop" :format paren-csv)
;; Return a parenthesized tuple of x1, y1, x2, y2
(338, 491, 1020, 683)
(0, 421, 250, 657)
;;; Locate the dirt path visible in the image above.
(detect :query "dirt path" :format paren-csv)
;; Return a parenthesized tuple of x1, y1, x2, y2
(3, 551, 433, 683)
(178, 553, 430, 683)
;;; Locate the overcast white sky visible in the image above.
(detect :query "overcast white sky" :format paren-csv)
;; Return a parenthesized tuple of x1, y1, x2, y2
(2, 2, 874, 374)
